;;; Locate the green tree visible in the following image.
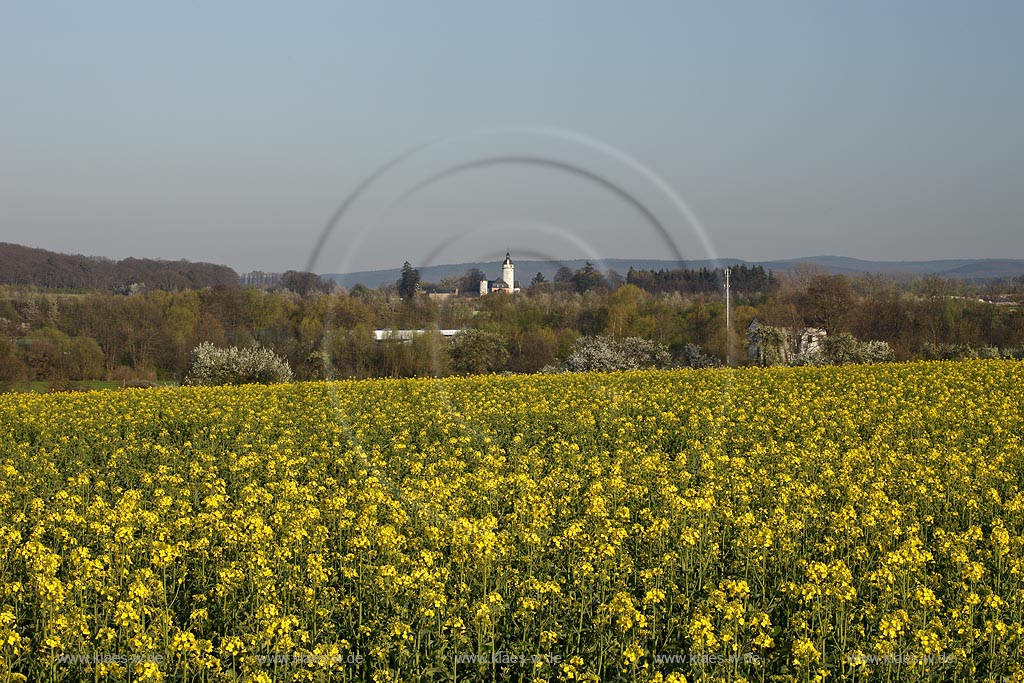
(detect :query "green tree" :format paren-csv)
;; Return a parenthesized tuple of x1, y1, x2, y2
(397, 262, 421, 300)
(572, 261, 606, 293)
(606, 269, 624, 289)
(605, 284, 645, 337)
(67, 336, 105, 380)
(461, 268, 487, 293)
(0, 334, 26, 389)
(509, 327, 558, 373)
(554, 266, 574, 283)
(280, 270, 333, 295)
(329, 324, 378, 379)
(800, 274, 852, 333)
(380, 335, 413, 377)
(410, 329, 450, 377)
(23, 328, 70, 380)
(450, 329, 509, 374)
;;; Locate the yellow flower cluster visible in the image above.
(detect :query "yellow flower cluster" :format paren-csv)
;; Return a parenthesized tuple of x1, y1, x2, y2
(0, 360, 1022, 681)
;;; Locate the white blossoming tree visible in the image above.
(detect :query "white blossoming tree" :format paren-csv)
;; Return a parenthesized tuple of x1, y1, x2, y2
(183, 342, 292, 386)
(557, 335, 671, 373)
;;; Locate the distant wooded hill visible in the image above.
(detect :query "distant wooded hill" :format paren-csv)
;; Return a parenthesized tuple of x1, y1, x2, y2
(326, 256, 1024, 289)
(3, 241, 1022, 294)
(0, 243, 238, 291)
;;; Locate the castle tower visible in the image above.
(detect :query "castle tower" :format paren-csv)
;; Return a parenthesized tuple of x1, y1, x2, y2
(502, 252, 514, 291)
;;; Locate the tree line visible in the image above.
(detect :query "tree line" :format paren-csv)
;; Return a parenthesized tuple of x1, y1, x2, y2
(1, 264, 1022, 390)
(626, 264, 776, 294)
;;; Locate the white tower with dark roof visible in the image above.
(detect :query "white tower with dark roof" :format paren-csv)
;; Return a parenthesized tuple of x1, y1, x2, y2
(502, 252, 514, 290)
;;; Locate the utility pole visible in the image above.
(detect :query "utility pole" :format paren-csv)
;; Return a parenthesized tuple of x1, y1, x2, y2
(724, 267, 731, 366)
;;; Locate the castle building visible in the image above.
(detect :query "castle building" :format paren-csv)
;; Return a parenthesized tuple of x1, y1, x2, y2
(479, 252, 521, 295)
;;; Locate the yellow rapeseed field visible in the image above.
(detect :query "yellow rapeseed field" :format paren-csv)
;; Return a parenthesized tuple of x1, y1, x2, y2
(0, 360, 1022, 682)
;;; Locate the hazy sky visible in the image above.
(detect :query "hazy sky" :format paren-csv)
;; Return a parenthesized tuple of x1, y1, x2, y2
(2, 1, 1022, 274)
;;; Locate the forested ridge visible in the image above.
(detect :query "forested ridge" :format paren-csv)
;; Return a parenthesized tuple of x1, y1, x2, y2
(0, 242, 238, 291)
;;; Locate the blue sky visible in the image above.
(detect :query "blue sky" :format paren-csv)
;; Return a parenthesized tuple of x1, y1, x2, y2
(2, 1, 1021, 273)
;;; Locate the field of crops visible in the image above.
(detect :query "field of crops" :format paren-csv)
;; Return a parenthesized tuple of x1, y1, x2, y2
(1, 361, 1022, 682)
